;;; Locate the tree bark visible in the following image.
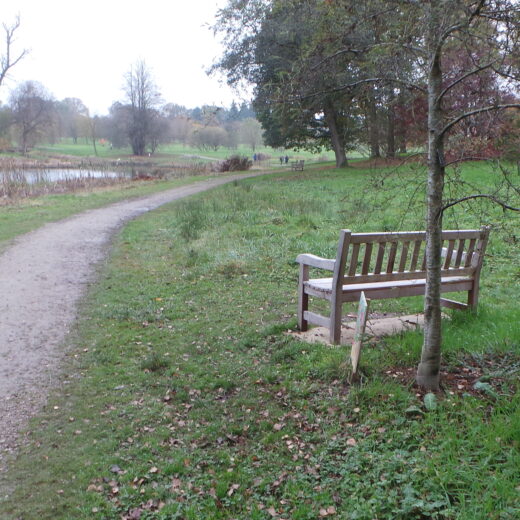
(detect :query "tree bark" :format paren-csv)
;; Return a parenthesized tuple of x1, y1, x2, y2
(416, 6, 444, 392)
(324, 102, 348, 168)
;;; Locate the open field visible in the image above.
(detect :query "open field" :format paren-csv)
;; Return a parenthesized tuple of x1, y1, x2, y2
(0, 161, 519, 519)
(33, 139, 351, 163)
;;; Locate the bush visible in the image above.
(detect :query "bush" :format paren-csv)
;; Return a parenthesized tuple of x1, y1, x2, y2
(216, 155, 252, 172)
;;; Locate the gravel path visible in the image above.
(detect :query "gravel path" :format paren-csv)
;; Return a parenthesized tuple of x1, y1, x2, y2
(0, 172, 265, 470)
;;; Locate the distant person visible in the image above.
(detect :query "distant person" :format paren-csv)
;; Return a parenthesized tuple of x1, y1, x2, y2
(279, 156, 284, 165)
(285, 155, 289, 164)
(253, 153, 257, 162)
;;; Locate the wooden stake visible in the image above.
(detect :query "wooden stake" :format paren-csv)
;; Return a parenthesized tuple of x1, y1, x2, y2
(351, 292, 370, 375)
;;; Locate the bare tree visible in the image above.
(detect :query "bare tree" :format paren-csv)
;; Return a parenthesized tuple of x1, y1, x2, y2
(123, 60, 162, 155)
(0, 15, 28, 89)
(9, 81, 55, 154)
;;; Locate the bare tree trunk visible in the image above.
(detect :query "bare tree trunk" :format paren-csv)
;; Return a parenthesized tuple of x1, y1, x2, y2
(386, 92, 396, 159)
(397, 90, 407, 154)
(90, 117, 98, 157)
(416, 8, 444, 392)
(367, 91, 380, 158)
(324, 102, 348, 168)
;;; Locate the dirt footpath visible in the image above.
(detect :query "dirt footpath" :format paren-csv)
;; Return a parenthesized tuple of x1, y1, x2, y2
(0, 172, 264, 470)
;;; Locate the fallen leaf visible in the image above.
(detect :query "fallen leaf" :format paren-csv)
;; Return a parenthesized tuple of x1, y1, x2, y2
(227, 483, 240, 496)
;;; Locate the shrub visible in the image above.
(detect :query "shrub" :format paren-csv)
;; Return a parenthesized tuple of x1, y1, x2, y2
(216, 155, 252, 172)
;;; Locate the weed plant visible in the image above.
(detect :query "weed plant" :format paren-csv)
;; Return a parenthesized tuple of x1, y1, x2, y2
(1, 164, 518, 519)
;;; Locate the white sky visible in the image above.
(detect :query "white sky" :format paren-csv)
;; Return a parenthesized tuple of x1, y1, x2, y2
(1, 0, 240, 115)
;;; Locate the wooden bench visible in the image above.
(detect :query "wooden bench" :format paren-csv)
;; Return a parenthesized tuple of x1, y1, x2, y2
(290, 160, 305, 171)
(296, 227, 490, 344)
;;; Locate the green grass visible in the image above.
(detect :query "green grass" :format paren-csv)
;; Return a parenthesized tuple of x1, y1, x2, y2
(34, 138, 352, 163)
(0, 162, 519, 519)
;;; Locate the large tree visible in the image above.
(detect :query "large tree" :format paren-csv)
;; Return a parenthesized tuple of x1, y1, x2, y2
(213, 0, 361, 167)
(9, 81, 55, 153)
(123, 60, 162, 156)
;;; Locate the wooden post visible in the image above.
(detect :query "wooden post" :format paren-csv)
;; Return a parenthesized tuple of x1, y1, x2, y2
(329, 230, 351, 344)
(298, 263, 309, 331)
(351, 292, 370, 375)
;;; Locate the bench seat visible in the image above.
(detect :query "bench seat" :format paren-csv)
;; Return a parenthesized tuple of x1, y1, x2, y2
(305, 275, 473, 301)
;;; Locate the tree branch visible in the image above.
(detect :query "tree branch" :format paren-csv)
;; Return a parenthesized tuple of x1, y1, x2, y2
(441, 194, 520, 215)
(440, 104, 520, 138)
(293, 76, 426, 102)
(436, 62, 494, 103)
(0, 15, 28, 87)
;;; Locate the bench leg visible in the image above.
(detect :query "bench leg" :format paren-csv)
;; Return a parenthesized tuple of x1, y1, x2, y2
(298, 292, 309, 331)
(467, 285, 479, 310)
(329, 298, 342, 344)
(298, 264, 309, 331)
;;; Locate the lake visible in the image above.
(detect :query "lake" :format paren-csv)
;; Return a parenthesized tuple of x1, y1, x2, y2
(0, 169, 126, 184)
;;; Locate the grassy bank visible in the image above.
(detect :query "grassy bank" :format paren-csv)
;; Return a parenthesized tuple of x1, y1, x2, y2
(0, 175, 217, 247)
(1, 163, 519, 519)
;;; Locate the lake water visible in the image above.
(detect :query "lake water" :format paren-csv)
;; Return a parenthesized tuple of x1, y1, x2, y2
(1, 169, 125, 184)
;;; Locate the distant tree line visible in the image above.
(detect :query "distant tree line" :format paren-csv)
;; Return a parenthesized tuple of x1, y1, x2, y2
(0, 61, 264, 156)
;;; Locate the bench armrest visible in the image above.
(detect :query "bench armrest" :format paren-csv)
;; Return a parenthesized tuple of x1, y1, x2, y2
(296, 253, 335, 271)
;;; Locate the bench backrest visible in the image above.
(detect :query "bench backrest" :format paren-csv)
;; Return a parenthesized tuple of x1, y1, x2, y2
(333, 227, 490, 285)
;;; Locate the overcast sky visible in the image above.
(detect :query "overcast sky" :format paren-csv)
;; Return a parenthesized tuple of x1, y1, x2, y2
(1, 0, 240, 115)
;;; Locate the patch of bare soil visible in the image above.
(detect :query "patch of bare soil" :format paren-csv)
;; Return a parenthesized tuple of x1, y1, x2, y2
(290, 313, 425, 346)
(0, 171, 268, 472)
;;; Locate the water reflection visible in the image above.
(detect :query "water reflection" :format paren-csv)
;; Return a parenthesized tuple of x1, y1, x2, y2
(6, 169, 126, 184)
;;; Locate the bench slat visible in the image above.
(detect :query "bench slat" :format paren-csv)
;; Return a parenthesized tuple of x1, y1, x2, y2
(398, 241, 410, 272)
(443, 240, 455, 269)
(410, 240, 422, 271)
(341, 266, 475, 285)
(348, 243, 360, 276)
(339, 278, 474, 303)
(465, 238, 476, 267)
(361, 243, 373, 275)
(386, 242, 398, 273)
(374, 242, 386, 274)
(454, 239, 465, 267)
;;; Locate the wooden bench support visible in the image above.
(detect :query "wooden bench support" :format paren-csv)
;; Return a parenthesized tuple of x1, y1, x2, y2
(296, 227, 490, 344)
(440, 298, 468, 311)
